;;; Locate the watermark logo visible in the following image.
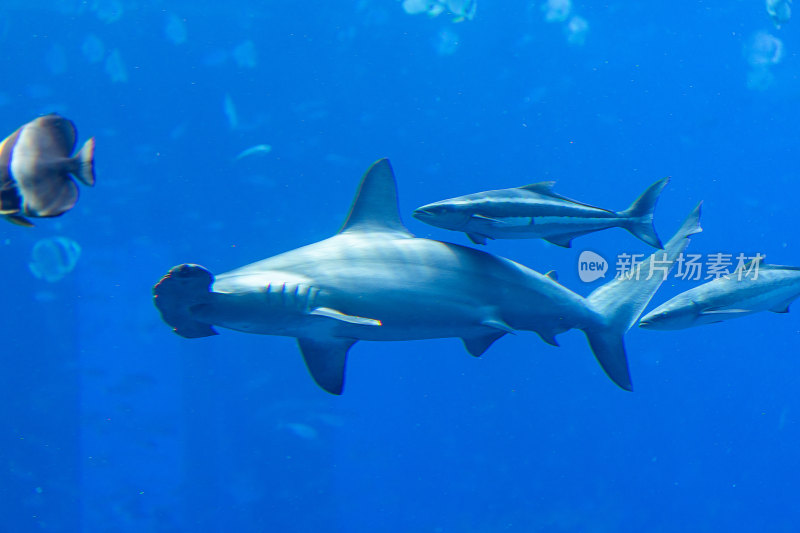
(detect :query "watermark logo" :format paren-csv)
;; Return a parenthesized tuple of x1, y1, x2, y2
(577, 251, 766, 282)
(578, 250, 608, 282)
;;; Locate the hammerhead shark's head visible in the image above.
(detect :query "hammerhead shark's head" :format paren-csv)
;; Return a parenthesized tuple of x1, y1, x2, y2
(154, 159, 702, 394)
(639, 260, 800, 330)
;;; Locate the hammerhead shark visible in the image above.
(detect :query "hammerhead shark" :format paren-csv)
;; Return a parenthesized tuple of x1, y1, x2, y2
(154, 159, 701, 394)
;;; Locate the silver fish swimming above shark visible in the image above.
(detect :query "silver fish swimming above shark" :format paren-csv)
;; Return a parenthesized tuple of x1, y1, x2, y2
(639, 260, 800, 330)
(413, 178, 669, 247)
(153, 159, 700, 394)
(0, 113, 95, 227)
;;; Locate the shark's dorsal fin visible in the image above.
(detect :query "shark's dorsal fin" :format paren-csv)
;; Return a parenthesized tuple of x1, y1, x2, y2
(339, 159, 412, 235)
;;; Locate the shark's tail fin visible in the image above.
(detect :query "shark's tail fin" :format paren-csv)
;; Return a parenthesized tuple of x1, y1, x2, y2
(618, 177, 670, 249)
(583, 202, 702, 390)
(153, 264, 218, 338)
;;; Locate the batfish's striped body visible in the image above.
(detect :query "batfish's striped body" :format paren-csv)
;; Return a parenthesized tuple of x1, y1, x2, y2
(154, 159, 701, 394)
(413, 178, 669, 248)
(0, 113, 95, 226)
(640, 262, 800, 330)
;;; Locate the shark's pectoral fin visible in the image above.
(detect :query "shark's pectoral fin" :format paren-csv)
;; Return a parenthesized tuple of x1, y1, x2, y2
(310, 307, 382, 326)
(467, 233, 489, 245)
(297, 337, 357, 395)
(462, 331, 506, 357)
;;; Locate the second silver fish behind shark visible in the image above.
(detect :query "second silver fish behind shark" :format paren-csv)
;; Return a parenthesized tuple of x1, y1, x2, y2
(639, 260, 800, 330)
(413, 178, 669, 248)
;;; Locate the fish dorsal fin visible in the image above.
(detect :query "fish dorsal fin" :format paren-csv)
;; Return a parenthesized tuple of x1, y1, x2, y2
(518, 181, 556, 194)
(734, 256, 765, 273)
(518, 181, 614, 213)
(545, 270, 559, 281)
(36, 113, 78, 155)
(339, 158, 411, 235)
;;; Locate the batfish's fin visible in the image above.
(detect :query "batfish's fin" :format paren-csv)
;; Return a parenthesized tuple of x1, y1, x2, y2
(70, 137, 96, 186)
(619, 177, 669, 249)
(584, 202, 703, 391)
(297, 337, 357, 395)
(0, 179, 23, 214)
(481, 318, 515, 334)
(467, 233, 487, 245)
(339, 159, 412, 236)
(310, 307, 382, 326)
(36, 114, 77, 155)
(545, 270, 558, 281)
(24, 179, 79, 217)
(4, 213, 33, 227)
(153, 264, 218, 338)
(462, 331, 506, 357)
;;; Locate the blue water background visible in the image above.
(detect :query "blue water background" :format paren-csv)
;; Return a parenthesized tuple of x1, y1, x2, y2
(1, 1, 798, 531)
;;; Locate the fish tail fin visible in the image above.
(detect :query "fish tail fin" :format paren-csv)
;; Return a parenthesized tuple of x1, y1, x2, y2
(73, 137, 96, 186)
(618, 177, 669, 248)
(584, 202, 702, 390)
(153, 264, 218, 338)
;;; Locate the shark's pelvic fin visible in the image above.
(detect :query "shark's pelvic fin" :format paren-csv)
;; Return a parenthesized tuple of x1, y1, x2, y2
(310, 307, 382, 326)
(339, 158, 412, 236)
(467, 233, 488, 245)
(537, 331, 560, 347)
(297, 337, 357, 395)
(462, 331, 506, 357)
